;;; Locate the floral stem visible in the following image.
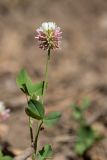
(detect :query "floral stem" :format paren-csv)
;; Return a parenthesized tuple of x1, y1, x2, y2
(33, 49, 51, 158)
(25, 95, 34, 146)
(34, 121, 43, 154)
(25, 95, 34, 160)
(42, 49, 51, 104)
(28, 117, 34, 146)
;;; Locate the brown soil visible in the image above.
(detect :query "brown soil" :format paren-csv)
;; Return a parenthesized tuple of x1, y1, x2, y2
(0, 0, 107, 159)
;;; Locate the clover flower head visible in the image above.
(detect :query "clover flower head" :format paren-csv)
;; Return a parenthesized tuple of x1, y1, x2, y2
(0, 101, 10, 121)
(35, 22, 62, 50)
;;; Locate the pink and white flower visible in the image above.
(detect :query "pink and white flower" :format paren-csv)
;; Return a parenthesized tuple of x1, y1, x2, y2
(35, 22, 62, 50)
(0, 102, 10, 121)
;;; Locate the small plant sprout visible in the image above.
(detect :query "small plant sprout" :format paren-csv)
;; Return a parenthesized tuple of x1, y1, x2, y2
(16, 22, 62, 160)
(71, 98, 101, 156)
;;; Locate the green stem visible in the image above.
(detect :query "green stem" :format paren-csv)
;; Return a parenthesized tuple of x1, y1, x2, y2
(28, 117, 34, 146)
(25, 95, 34, 160)
(33, 49, 51, 158)
(26, 95, 34, 146)
(34, 121, 43, 154)
(42, 49, 51, 104)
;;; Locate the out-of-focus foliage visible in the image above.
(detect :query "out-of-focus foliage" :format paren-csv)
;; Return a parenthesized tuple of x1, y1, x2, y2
(0, 150, 13, 160)
(71, 98, 101, 155)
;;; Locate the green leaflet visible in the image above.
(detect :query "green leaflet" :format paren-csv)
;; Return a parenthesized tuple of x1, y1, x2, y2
(26, 99, 45, 120)
(38, 144, 52, 160)
(16, 69, 47, 97)
(43, 112, 61, 127)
